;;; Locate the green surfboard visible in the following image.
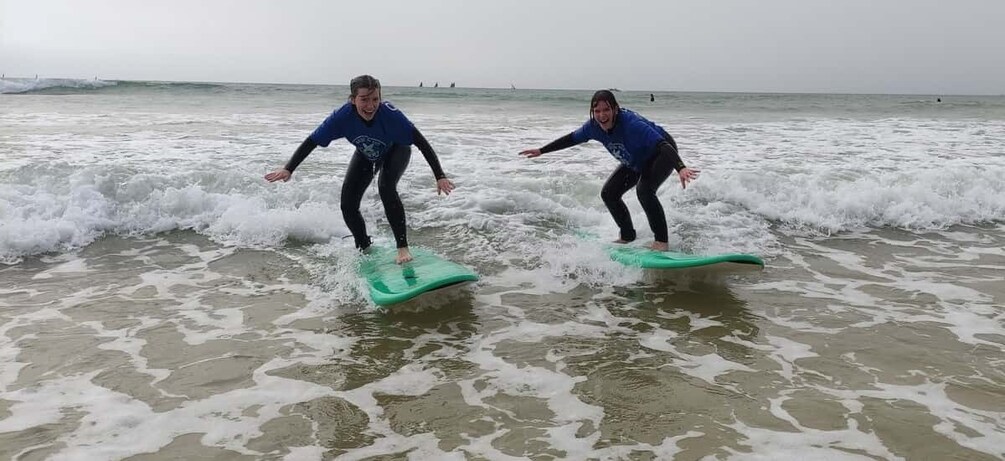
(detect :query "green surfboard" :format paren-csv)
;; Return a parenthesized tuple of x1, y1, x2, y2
(357, 247, 479, 306)
(608, 245, 764, 270)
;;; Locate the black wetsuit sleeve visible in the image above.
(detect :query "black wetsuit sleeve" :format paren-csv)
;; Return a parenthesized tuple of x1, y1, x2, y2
(284, 137, 319, 173)
(412, 127, 447, 180)
(539, 133, 578, 154)
(657, 140, 687, 172)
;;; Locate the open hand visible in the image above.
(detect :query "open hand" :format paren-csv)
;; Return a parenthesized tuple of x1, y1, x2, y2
(519, 148, 542, 158)
(264, 169, 291, 182)
(678, 167, 700, 189)
(437, 178, 455, 195)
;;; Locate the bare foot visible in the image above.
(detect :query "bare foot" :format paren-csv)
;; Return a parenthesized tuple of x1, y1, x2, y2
(650, 241, 669, 252)
(396, 248, 413, 264)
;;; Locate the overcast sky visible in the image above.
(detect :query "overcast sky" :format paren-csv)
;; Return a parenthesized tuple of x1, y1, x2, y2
(3, 0, 1004, 94)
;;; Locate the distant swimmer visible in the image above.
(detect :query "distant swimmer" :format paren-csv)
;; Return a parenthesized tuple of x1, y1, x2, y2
(650, 93, 655, 102)
(937, 97, 942, 102)
(265, 75, 455, 264)
(518, 90, 699, 252)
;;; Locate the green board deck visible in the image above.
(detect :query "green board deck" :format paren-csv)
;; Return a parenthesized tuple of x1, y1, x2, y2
(608, 245, 764, 270)
(357, 247, 479, 306)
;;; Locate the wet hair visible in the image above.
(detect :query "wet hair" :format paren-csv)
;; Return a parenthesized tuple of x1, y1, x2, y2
(590, 90, 620, 118)
(349, 75, 381, 101)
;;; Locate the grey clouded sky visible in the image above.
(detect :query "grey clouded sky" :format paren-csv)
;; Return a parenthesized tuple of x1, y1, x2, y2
(3, 0, 1004, 94)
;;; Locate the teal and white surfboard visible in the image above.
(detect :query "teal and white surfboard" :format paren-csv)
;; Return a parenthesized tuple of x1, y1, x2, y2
(607, 245, 764, 270)
(357, 247, 479, 306)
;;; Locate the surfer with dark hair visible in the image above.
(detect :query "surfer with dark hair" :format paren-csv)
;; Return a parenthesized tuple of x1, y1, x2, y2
(519, 90, 699, 252)
(266, 74, 454, 264)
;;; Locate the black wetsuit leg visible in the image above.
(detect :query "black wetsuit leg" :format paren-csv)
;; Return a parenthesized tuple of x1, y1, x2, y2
(636, 139, 677, 244)
(601, 165, 641, 242)
(376, 144, 412, 248)
(603, 135, 680, 244)
(341, 151, 376, 250)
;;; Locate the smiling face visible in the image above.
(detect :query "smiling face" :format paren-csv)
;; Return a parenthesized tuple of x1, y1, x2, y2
(352, 87, 381, 121)
(589, 90, 620, 131)
(348, 75, 382, 121)
(592, 100, 616, 131)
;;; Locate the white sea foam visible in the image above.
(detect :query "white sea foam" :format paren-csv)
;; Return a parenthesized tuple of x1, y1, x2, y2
(3, 100, 1004, 267)
(726, 406, 900, 460)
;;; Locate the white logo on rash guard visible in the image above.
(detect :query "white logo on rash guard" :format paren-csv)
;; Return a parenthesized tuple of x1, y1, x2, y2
(605, 142, 630, 165)
(352, 136, 388, 160)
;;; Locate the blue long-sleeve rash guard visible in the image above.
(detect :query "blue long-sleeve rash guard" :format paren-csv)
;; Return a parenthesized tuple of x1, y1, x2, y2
(284, 101, 446, 179)
(541, 108, 685, 173)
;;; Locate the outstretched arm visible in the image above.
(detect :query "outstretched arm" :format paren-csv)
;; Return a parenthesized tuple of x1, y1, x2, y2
(657, 140, 686, 172)
(519, 133, 577, 158)
(412, 127, 454, 195)
(264, 137, 318, 182)
(656, 140, 700, 189)
(412, 128, 446, 179)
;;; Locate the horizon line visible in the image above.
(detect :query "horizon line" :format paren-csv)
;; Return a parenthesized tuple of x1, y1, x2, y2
(1, 75, 1002, 97)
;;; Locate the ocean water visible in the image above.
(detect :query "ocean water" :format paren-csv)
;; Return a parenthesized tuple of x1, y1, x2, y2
(1, 78, 1004, 460)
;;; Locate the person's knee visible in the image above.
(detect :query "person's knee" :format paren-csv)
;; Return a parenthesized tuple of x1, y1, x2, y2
(340, 201, 359, 215)
(378, 183, 399, 202)
(600, 187, 621, 205)
(636, 186, 658, 205)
